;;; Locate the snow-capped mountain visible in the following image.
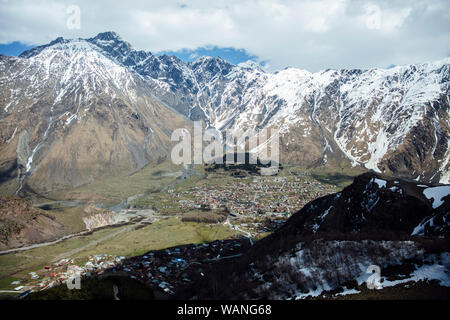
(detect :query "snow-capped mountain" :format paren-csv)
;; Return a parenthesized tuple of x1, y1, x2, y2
(143, 54, 450, 184)
(0, 31, 449, 193)
(0, 33, 190, 193)
(72, 32, 449, 183)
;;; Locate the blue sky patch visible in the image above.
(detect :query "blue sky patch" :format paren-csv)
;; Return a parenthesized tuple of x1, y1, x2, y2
(157, 46, 260, 66)
(0, 42, 33, 56)
(0, 41, 262, 68)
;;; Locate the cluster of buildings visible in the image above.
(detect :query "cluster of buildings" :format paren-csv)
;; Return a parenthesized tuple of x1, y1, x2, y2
(14, 239, 247, 296)
(170, 176, 334, 217)
(12, 255, 126, 294)
(111, 239, 247, 294)
(10, 173, 338, 297)
(163, 176, 336, 237)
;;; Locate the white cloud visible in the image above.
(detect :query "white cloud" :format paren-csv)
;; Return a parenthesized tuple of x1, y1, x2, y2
(0, 0, 449, 72)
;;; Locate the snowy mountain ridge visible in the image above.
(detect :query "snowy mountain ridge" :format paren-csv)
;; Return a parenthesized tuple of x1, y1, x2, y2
(139, 47, 449, 183)
(0, 33, 191, 193)
(1, 32, 449, 191)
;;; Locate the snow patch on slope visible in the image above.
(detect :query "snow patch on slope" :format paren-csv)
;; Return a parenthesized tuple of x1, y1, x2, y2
(423, 186, 450, 209)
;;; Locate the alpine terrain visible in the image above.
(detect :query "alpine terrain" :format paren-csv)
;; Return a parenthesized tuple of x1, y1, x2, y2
(0, 32, 449, 195)
(0, 32, 449, 302)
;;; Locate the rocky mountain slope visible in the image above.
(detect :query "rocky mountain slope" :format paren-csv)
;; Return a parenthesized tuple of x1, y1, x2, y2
(0, 34, 191, 194)
(0, 32, 449, 194)
(75, 33, 449, 183)
(0, 197, 65, 250)
(277, 172, 449, 239)
(145, 54, 450, 184)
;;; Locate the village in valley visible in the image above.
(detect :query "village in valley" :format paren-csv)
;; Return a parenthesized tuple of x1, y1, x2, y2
(2, 166, 343, 298)
(10, 239, 250, 299)
(153, 170, 338, 236)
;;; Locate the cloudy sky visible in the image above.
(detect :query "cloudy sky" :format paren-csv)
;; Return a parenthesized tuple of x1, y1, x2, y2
(0, 0, 449, 72)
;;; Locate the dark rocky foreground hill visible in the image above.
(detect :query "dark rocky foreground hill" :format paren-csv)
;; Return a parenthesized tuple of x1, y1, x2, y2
(272, 172, 449, 240)
(176, 173, 450, 299)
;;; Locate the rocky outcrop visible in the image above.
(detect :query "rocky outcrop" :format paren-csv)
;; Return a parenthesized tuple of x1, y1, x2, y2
(82, 204, 128, 230)
(275, 172, 449, 239)
(0, 197, 65, 250)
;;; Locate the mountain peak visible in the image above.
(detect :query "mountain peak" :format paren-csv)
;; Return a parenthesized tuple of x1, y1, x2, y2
(238, 60, 265, 72)
(88, 31, 129, 48)
(86, 31, 150, 67)
(19, 36, 71, 58)
(49, 37, 66, 45)
(91, 31, 122, 41)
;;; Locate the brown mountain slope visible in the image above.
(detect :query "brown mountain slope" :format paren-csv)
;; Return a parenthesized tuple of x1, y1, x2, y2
(0, 41, 192, 195)
(0, 197, 65, 250)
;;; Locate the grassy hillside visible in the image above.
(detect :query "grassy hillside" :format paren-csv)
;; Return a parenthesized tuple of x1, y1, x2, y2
(0, 217, 240, 289)
(50, 160, 185, 206)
